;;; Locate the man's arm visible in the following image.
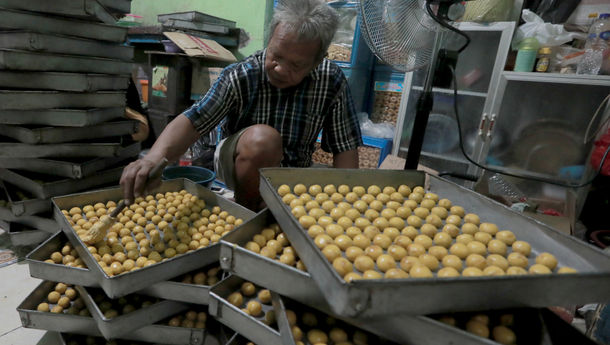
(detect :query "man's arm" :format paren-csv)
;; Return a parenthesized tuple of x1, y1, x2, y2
(333, 149, 359, 168)
(120, 114, 199, 203)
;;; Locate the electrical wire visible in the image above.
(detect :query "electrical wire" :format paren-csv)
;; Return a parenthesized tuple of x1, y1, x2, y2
(449, 65, 610, 188)
(583, 93, 610, 144)
(425, 0, 471, 53)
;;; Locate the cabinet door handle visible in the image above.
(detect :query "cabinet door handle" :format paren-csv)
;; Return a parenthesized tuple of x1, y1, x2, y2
(487, 114, 497, 138)
(478, 113, 488, 137)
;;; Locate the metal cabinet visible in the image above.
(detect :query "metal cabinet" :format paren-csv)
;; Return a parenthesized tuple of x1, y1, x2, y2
(393, 21, 516, 179)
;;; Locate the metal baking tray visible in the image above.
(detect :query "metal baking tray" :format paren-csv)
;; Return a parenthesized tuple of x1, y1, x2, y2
(0, 49, 132, 75)
(0, 0, 116, 24)
(0, 181, 58, 233)
(0, 206, 59, 233)
(5, 213, 58, 234)
(0, 108, 125, 127)
(0, 166, 126, 199)
(75, 285, 189, 339)
(55, 333, 140, 345)
(98, 0, 131, 13)
(27, 231, 220, 303)
(218, 209, 526, 345)
(0, 91, 126, 111)
(0, 143, 139, 180)
(0, 7, 127, 43)
(26, 232, 100, 287)
(162, 19, 230, 34)
(52, 179, 255, 298)
(8, 222, 55, 247)
(0, 218, 10, 231)
(219, 209, 327, 308)
(0, 71, 129, 92)
(208, 275, 282, 345)
(157, 11, 236, 27)
(224, 333, 252, 345)
(0, 141, 139, 158)
(18, 282, 212, 345)
(3, 180, 51, 216)
(139, 262, 220, 305)
(272, 293, 558, 345)
(0, 32, 134, 61)
(58, 327, 219, 345)
(272, 293, 402, 345)
(17, 281, 103, 336)
(0, 121, 138, 144)
(260, 168, 610, 317)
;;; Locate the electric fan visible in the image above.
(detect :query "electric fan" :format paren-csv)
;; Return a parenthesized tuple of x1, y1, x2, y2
(359, 0, 471, 169)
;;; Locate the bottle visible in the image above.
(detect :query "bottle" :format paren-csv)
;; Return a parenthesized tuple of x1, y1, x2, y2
(513, 37, 540, 72)
(535, 47, 552, 72)
(179, 148, 193, 166)
(577, 13, 610, 75)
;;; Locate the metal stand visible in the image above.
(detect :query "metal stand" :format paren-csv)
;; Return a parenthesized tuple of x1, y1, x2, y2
(404, 32, 444, 170)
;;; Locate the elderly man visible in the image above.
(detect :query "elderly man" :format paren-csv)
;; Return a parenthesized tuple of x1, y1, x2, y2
(121, 0, 362, 210)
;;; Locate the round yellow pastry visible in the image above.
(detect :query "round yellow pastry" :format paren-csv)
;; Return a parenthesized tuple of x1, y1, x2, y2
(437, 267, 460, 277)
(529, 264, 552, 274)
(442, 254, 463, 272)
(535, 252, 558, 270)
(409, 264, 433, 278)
(512, 240, 531, 257)
(399, 256, 421, 273)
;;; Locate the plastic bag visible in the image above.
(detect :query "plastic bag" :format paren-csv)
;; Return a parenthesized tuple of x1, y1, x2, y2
(358, 112, 395, 139)
(512, 9, 586, 49)
(550, 46, 584, 72)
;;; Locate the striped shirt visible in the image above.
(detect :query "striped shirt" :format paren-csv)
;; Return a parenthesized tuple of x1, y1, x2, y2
(183, 49, 362, 167)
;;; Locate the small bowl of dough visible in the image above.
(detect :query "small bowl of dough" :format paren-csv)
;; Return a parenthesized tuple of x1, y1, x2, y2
(162, 166, 216, 187)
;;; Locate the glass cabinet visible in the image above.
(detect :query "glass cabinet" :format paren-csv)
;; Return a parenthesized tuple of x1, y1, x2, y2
(393, 22, 516, 179)
(326, 1, 374, 113)
(477, 72, 610, 218)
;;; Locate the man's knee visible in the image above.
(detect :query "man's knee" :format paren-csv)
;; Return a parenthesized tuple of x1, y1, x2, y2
(236, 125, 283, 162)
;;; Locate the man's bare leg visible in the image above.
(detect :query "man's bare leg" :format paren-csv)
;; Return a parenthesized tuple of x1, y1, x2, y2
(234, 125, 283, 211)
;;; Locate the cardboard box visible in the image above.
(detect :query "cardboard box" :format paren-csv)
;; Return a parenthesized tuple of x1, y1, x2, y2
(163, 32, 236, 62)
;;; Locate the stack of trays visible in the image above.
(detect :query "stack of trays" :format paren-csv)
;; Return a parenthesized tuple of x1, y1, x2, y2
(214, 168, 610, 344)
(0, 1, 141, 246)
(158, 11, 237, 36)
(17, 170, 610, 344)
(18, 179, 255, 343)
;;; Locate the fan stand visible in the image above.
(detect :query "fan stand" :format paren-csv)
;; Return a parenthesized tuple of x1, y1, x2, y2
(403, 31, 458, 170)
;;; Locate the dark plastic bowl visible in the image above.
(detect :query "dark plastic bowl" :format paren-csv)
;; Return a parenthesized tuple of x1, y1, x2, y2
(162, 166, 216, 187)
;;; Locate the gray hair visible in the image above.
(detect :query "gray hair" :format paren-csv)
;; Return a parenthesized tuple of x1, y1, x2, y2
(269, 0, 339, 62)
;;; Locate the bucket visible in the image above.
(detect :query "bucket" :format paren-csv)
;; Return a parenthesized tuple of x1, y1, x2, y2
(162, 166, 216, 187)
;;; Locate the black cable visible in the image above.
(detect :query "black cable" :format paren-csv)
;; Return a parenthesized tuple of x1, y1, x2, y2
(449, 65, 610, 188)
(425, 0, 471, 53)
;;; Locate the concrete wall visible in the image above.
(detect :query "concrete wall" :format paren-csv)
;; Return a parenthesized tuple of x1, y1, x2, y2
(130, 0, 274, 57)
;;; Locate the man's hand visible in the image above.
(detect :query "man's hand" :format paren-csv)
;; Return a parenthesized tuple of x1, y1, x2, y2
(120, 158, 163, 205)
(119, 114, 200, 204)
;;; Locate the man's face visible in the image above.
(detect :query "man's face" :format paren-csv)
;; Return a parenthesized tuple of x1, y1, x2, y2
(265, 24, 321, 89)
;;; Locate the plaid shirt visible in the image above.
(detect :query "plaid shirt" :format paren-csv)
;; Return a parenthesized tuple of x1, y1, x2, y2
(183, 49, 362, 167)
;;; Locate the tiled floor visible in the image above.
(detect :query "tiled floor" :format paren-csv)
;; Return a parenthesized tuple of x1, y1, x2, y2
(0, 260, 47, 345)
(0, 230, 57, 345)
